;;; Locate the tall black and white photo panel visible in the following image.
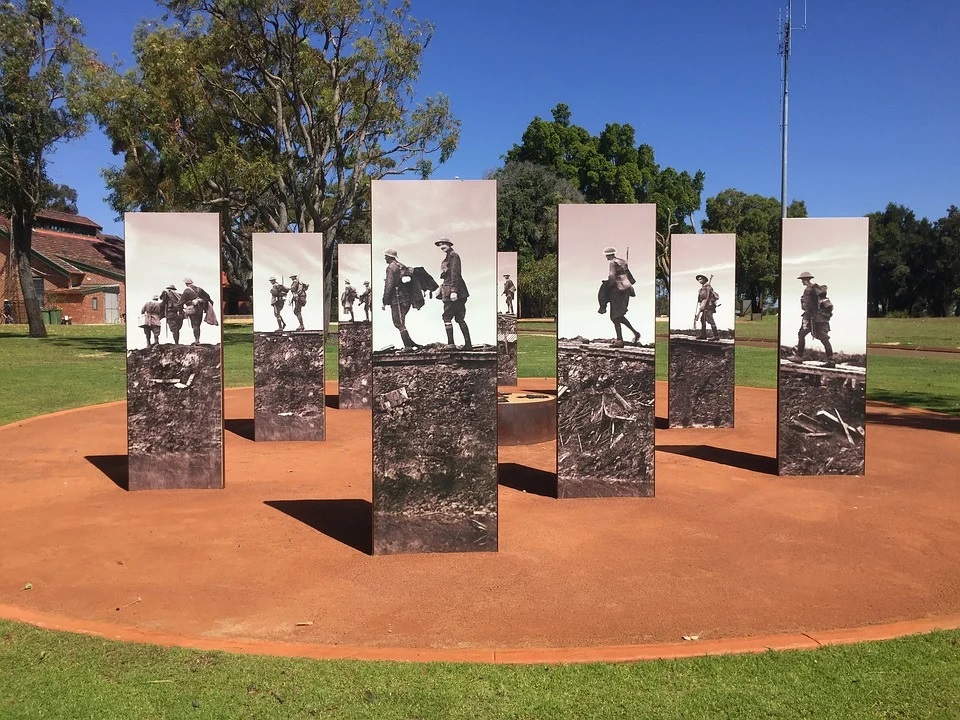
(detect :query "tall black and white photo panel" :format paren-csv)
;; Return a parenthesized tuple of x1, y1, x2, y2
(778, 217, 868, 476)
(668, 233, 736, 428)
(252, 232, 325, 442)
(497, 251, 518, 386)
(371, 179, 498, 555)
(124, 212, 223, 490)
(557, 203, 657, 498)
(338, 243, 372, 410)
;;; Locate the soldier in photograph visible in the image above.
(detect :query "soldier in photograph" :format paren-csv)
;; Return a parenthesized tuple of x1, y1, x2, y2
(341, 279, 358, 322)
(381, 248, 423, 350)
(790, 271, 835, 368)
(268, 276, 289, 331)
(179, 278, 213, 345)
(502, 273, 516, 315)
(597, 246, 640, 347)
(358, 280, 372, 321)
(289, 274, 308, 331)
(436, 237, 472, 350)
(158, 284, 183, 344)
(694, 274, 720, 340)
(139, 294, 163, 347)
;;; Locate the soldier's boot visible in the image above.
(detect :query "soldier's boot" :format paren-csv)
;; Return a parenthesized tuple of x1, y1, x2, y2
(711, 324, 720, 340)
(400, 329, 418, 350)
(822, 340, 835, 368)
(458, 321, 473, 351)
(172, 330, 180, 345)
(444, 323, 456, 348)
(698, 322, 707, 339)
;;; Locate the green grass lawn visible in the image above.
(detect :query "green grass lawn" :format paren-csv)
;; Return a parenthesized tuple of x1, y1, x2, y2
(2, 321, 959, 718)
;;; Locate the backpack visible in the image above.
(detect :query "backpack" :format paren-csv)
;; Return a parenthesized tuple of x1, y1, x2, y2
(411, 266, 439, 296)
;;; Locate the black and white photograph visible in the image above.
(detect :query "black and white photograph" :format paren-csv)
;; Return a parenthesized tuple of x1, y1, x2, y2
(252, 232, 325, 441)
(778, 217, 869, 476)
(497, 251, 518, 385)
(668, 233, 736, 428)
(338, 243, 372, 409)
(557, 203, 657, 498)
(371, 179, 498, 555)
(124, 212, 223, 490)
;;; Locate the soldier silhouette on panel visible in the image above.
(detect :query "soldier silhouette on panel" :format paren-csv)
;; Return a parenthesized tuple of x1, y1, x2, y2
(436, 237, 472, 350)
(179, 278, 214, 345)
(502, 274, 516, 315)
(159, 284, 183, 344)
(381, 248, 423, 350)
(140, 295, 162, 346)
(341, 279, 358, 322)
(597, 246, 640, 347)
(358, 281, 372, 321)
(789, 271, 835, 367)
(694, 274, 720, 340)
(289, 274, 308, 331)
(268, 276, 289, 331)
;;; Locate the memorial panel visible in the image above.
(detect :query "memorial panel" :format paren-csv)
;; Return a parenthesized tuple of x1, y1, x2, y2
(338, 243, 372, 409)
(778, 218, 868, 476)
(252, 233, 325, 441)
(371, 180, 498, 554)
(557, 204, 657, 498)
(497, 251, 518, 385)
(124, 213, 223, 490)
(668, 233, 736, 427)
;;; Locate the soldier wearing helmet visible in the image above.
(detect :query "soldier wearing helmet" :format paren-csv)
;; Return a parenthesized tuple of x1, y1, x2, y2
(790, 271, 835, 367)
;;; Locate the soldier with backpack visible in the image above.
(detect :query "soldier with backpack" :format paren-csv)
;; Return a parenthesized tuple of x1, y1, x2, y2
(694, 273, 720, 340)
(159, 283, 183, 344)
(289, 274, 309, 331)
(381, 248, 423, 350)
(341, 279, 358, 322)
(268, 276, 289, 331)
(789, 271, 835, 368)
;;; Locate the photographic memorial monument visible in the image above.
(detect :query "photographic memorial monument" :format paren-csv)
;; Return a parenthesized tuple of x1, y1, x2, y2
(252, 233, 326, 441)
(371, 180, 499, 554)
(557, 204, 657, 497)
(668, 233, 736, 427)
(124, 213, 223, 490)
(778, 217, 868, 476)
(497, 251, 518, 385)
(338, 243, 373, 409)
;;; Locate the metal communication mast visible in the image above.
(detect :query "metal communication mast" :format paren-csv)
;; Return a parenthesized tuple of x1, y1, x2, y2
(778, 0, 807, 218)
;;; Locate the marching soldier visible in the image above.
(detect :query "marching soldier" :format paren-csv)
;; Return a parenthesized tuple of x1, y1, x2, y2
(289, 274, 308, 331)
(502, 273, 516, 315)
(159, 283, 183, 344)
(268, 276, 289, 331)
(341, 279, 358, 322)
(790, 271, 835, 368)
(597, 246, 640, 346)
(178, 277, 213, 345)
(436, 237, 472, 350)
(694, 274, 720, 340)
(358, 280, 372, 321)
(140, 295, 163, 347)
(381, 248, 422, 350)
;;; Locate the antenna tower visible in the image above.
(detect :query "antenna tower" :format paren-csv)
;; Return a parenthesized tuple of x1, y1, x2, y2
(778, 0, 807, 218)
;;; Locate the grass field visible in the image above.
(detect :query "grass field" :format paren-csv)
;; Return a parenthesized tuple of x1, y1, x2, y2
(1, 321, 959, 718)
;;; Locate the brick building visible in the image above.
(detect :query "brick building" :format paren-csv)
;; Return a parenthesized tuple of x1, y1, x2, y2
(1, 210, 125, 325)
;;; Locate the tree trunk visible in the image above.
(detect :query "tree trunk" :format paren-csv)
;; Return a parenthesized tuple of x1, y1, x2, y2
(322, 225, 337, 337)
(11, 206, 47, 338)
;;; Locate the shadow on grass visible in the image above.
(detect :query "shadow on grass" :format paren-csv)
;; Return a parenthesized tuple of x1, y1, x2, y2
(47, 335, 126, 354)
(224, 418, 255, 441)
(866, 405, 960, 433)
(656, 444, 778, 475)
(85, 454, 129, 491)
(868, 391, 960, 419)
(264, 499, 372, 554)
(498, 462, 557, 498)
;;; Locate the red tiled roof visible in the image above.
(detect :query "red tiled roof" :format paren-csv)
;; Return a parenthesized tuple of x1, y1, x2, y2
(1, 215, 124, 280)
(35, 209, 102, 230)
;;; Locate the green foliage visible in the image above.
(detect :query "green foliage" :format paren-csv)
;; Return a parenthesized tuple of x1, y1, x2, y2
(0, 0, 94, 337)
(868, 203, 960, 317)
(40, 179, 77, 212)
(88, 0, 460, 309)
(701, 188, 807, 312)
(504, 103, 705, 287)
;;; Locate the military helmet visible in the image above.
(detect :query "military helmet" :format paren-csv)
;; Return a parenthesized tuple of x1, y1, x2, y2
(184, 277, 194, 285)
(384, 248, 398, 259)
(602, 246, 616, 255)
(797, 271, 815, 280)
(435, 237, 453, 247)
(289, 274, 298, 279)
(165, 284, 176, 290)
(695, 274, 707, 282)
(268, 276, 277, 282)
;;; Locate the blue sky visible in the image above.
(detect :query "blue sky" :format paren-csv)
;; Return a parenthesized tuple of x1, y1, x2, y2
(48, 0, 960, 238)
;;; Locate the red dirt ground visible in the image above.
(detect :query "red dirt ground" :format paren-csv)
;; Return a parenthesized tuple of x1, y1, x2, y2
(1, 381, 959, 662)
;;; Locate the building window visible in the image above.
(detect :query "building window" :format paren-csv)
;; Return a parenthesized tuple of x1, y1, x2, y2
(32, 277, 45, 307)
(92, 297, 99, 311)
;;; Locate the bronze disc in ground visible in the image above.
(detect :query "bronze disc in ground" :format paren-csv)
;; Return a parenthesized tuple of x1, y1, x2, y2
(1, 381, 959, 662)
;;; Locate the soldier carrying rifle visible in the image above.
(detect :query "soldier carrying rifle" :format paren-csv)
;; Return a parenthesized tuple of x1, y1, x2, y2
(693, 273, 720, 340)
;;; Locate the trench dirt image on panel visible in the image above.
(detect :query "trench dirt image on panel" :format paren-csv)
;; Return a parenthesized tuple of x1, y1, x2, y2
(778, 218, 868, 476)
(557, 204, 657, 498)
(338, 243, 372, 409)
(371, 180, 498, 555)
(252, 233, 325, 442)
(497, 251, 518, 385)
(124, 213, 224, 490)
(668, 233, 736, 428)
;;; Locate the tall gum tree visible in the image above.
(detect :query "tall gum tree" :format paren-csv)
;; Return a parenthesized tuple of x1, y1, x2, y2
(0, 0, 93, 337)
(89, 0, 460, 319)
